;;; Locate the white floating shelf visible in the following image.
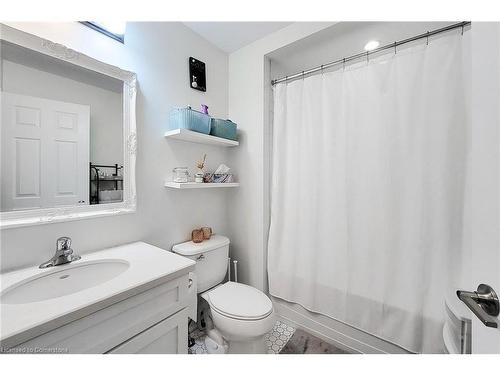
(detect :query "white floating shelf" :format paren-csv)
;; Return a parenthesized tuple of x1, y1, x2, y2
(165, 181, 240, 189)
(164, 128, 239, 147)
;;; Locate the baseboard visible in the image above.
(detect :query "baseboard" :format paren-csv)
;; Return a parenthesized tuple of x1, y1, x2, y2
(272, 296, 411, 354)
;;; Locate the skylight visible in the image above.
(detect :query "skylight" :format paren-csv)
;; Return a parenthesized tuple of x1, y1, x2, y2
(80, 21, 126, 43)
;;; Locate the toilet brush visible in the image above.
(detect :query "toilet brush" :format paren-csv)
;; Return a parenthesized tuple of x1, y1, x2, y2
(227, 257, 231, 282)
(233, 260, 238, 283)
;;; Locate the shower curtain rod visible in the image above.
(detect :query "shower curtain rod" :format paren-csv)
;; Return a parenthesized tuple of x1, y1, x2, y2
(271, 21, 471, 86)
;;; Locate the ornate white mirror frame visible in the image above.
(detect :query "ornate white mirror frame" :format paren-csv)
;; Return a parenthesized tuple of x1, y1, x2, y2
(0, 24, 137, 229)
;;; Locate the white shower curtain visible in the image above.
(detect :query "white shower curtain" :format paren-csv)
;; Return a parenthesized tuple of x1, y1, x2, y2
(268, 34, 468, 353)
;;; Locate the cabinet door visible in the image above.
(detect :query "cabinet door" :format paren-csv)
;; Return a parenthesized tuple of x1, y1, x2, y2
(107, 308, 188, 354)
(9, 274, 190, 353)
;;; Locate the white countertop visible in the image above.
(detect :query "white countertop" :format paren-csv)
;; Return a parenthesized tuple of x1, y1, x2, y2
(0, 241, 195, 347)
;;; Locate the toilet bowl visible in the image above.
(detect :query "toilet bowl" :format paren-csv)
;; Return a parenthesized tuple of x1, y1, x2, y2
(172, 235, 275, 354)
(202, 282, 275, 353)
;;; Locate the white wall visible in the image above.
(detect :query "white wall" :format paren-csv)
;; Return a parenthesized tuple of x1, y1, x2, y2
(460, 22, 500, 290)
(461, 23, 500, 353)
(0, 22, 230, 272)
(2, 60, 123, 166)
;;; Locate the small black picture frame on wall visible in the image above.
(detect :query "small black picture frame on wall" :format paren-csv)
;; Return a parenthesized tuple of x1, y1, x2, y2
(189, 57, 206, 92)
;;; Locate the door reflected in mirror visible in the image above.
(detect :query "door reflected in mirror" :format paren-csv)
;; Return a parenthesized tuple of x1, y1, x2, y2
(1, 40, 124, 212)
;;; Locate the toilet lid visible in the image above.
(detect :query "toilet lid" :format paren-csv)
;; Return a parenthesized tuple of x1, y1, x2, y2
(207, 282, 273, 320)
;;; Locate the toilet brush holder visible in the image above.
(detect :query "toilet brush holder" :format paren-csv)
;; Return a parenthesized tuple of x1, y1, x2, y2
(233, 260, 238, 283)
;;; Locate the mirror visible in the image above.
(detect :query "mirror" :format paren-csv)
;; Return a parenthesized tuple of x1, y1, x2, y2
(0, 25, 136, 228)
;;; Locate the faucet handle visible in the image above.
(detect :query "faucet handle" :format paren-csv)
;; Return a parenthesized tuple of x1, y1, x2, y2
(39, 237, 78, 268)
(56, 236, 72, 251)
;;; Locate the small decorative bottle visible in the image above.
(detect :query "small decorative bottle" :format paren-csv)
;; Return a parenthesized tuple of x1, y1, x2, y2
(195, 154, 207, 183)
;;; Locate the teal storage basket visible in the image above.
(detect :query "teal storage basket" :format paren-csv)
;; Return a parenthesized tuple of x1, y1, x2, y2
(169, 107, 211, 134)
(210, 118, 237, 141)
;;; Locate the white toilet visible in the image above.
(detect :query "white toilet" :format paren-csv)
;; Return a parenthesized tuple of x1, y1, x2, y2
(172, 235, 275, 354)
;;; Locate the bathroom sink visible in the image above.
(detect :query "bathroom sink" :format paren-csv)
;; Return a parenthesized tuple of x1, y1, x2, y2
(1, 259, 129, 304)
(0, 242, 196, 348)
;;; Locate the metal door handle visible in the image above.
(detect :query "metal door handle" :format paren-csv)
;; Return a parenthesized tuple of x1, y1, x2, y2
(457, 284, 499, 328)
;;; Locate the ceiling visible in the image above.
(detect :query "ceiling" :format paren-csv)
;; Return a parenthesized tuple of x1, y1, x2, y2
(183, 22, 292, 53)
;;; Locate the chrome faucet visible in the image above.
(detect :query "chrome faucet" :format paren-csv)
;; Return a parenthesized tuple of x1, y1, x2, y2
(39, 237, 81, 268)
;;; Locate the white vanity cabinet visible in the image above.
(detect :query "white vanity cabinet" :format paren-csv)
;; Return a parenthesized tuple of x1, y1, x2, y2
(9, 273, 194, 354)
(107, 308, 188, 354)
(1, 242, 197, 354)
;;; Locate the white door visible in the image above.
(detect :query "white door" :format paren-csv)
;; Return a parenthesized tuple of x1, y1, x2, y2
(1, 92, 90, 211)
(460, 22, 500, 354)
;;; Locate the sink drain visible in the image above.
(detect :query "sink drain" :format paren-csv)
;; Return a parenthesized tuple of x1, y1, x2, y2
(59, 274, 70, 279)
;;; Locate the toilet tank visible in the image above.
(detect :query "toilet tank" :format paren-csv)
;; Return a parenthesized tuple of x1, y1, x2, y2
(172, 235, 229, 293)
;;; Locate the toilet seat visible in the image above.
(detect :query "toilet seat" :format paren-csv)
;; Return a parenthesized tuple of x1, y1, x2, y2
(205, 282, 273, 321)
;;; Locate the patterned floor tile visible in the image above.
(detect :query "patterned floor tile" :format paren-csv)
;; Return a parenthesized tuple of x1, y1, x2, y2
(188, 319, 296, 354)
